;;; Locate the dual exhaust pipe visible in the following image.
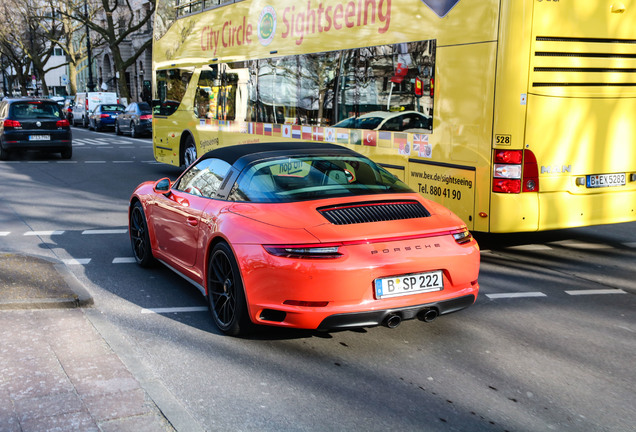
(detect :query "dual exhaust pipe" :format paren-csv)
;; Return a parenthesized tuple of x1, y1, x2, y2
(382, 308, 439, 329)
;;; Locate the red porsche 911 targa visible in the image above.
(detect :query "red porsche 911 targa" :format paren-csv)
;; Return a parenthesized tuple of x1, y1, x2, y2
(129, 143, 480, 335)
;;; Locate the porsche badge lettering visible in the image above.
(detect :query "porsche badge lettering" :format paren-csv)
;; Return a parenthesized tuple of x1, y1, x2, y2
(371, 243, 441, 255)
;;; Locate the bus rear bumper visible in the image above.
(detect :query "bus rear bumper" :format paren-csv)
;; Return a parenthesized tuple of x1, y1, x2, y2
(489, 188, 636, 232)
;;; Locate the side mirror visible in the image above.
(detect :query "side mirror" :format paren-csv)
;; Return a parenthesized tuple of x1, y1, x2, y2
(153, 178, 172, 195)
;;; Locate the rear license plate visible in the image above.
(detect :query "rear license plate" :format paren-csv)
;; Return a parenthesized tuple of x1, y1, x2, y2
(29, 135, 50, 141)
(586, 173, 626, 188)
(375, 270, 443, 299)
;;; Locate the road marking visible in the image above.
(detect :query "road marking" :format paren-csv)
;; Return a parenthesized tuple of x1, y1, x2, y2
(56, 161, 78, 164)
(27, 161, 49, 164)
(82, 229, 128, 235)
(113, 161, 134, 164)
(551, 240, 613, 250)
(486, 292, 547, 299)
(63, 258, 92, 265)
(506, 244, 553, 251)
(24, 230, 65, 236)
(565, 289, 627, 296)
(113, 257, 136, 264)
(0, 232, 9, 236)
(85, 161, 107, 164)
(141, 307, 208, 314)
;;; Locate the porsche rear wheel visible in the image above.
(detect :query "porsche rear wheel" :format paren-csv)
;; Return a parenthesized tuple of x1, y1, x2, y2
(207, 242, 251, 336)
(130, 201, 155, 268)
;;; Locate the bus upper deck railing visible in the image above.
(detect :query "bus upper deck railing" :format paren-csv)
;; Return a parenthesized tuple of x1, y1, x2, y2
(175, 0, 243, 18)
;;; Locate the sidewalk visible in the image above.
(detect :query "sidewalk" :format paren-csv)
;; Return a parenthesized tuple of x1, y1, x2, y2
(0, 252, 175, 431)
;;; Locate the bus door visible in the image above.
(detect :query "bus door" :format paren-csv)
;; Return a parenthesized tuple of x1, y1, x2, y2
(525, 0, 636, 230)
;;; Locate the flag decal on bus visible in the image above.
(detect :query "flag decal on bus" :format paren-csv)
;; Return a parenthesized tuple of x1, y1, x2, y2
(421, 0, 462, 18)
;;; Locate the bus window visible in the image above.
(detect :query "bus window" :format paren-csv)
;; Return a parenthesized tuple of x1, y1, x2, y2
(196, 68, 238, 121)
(155, 68, 193, 116)
(240, 40, 434, 130)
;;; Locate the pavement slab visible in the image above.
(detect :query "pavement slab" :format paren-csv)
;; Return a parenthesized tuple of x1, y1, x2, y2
(0, 252, 175, 431)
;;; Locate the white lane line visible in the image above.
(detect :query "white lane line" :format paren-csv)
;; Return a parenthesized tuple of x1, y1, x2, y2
(0, 232, 9, 236)
(82, 229, 127, 235)
(27, 161, 49, 164)
(113, 257, 136, 264)
(486, 292, 547, 299)
(506, 244, 553, 251)
(56, 161, 78, 163)
(85, 161, 107, 164)
(141, 307, 208, 314)
(24, 230, 65, 236)
(551, 240, 613, 250)
(113, 161, 134, 164)
(566, 289, 627, 296)
(63, 258, 92, 265)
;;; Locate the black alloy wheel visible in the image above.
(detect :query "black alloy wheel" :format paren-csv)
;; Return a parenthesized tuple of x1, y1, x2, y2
(60, 147, 72, 160)
(207, 242, 251, 336)
(0, 144, 10, 161)
(129, 201, 155, 267)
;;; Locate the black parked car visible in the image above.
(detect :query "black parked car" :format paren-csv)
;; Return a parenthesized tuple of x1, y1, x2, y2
(89, 104, 125, 131)
(115, 102, 152, 138)
(0, 98, 72, 160)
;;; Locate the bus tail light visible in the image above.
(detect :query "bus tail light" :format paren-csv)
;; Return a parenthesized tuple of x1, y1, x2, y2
(521, 150, 539, 192)
(492, 150, 539, 193)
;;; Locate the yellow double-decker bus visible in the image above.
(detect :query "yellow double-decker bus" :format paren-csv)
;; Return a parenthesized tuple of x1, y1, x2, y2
(152, 0, 636, 233)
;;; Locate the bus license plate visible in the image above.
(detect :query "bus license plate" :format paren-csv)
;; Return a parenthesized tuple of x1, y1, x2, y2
(586, 173, 626, 188)
(375, 270, 443, 299)
(29, 135, 50, 141)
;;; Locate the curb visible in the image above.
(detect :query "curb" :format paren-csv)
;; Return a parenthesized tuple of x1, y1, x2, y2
(0, 251, 94, 310)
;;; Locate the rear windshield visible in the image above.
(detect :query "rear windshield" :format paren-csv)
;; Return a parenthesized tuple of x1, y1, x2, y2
(138, 102, 151, 112)
(102, 105, 124, 112)
(10, 102, 62, 120)
(229, 154, 413, 203)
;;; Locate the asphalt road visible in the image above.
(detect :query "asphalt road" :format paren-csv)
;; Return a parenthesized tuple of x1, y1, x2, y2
(1, 126, 634, 432)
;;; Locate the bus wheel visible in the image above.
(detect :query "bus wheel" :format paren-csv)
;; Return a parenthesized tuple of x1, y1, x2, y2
(183, 136, 197, 168)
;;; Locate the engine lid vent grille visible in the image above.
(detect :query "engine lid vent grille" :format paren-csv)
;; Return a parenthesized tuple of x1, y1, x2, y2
(318, 200, 430, 225)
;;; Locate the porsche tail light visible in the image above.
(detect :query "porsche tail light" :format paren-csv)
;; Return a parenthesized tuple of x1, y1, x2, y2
(140, 114, 152, 120)
(3, 119, 21, 128)
(492, 150, 539, 193)
(263, 243, 343, 259)
(56, 119, 70, 127)
(100, 114, 110, 119)
(451, 228, 473, 245)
